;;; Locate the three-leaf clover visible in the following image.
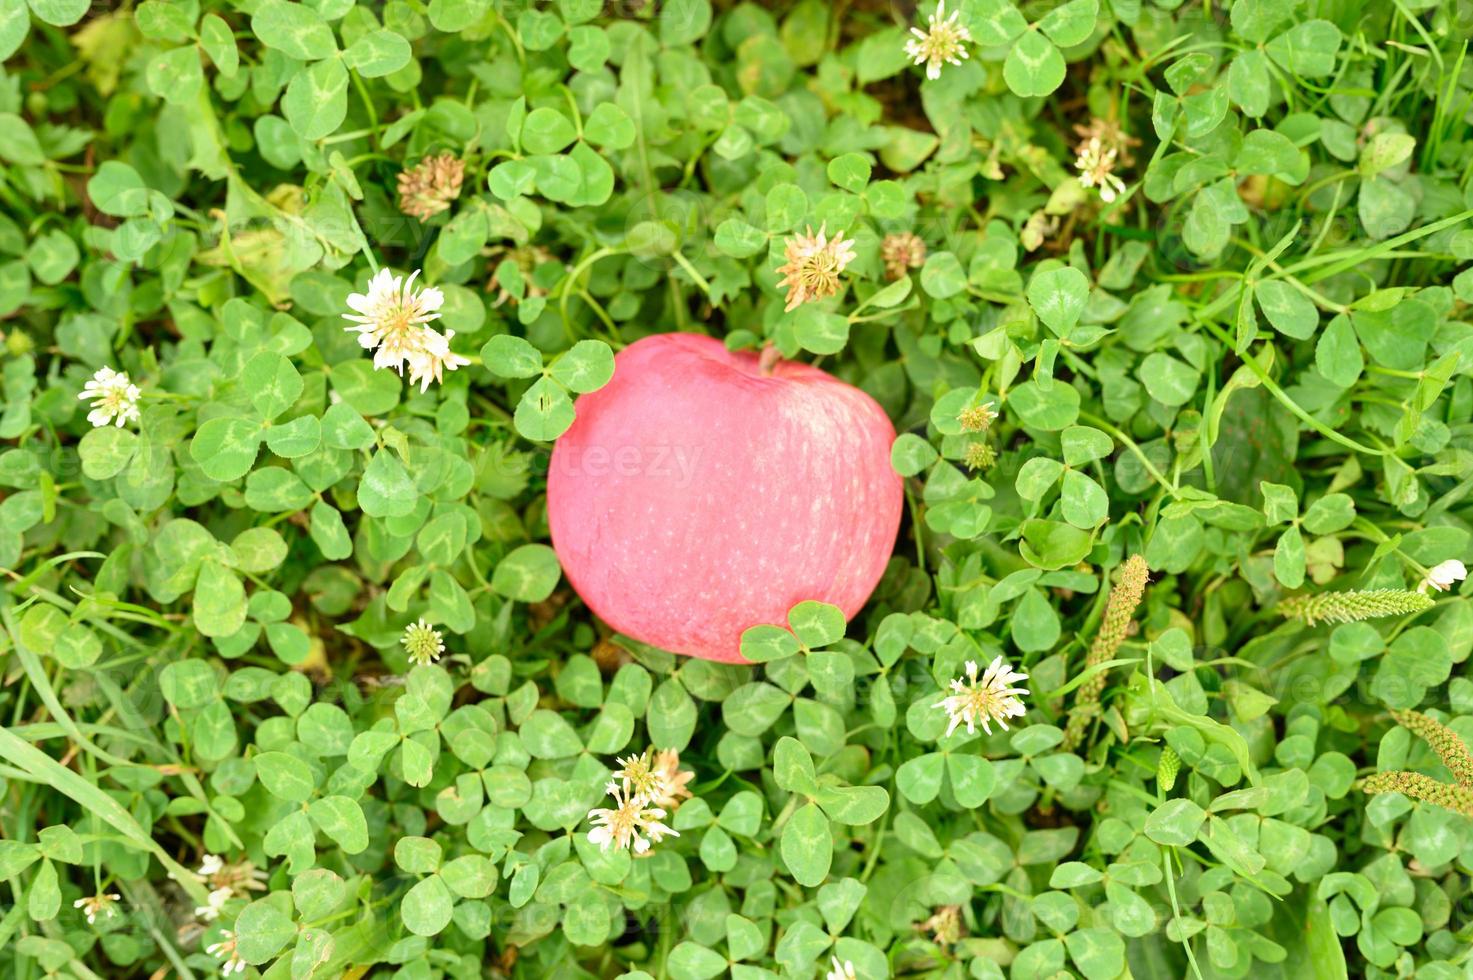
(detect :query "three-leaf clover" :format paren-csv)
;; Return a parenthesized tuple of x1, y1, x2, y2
(481, 335, 614, 441)
(772, 736, 890, 887)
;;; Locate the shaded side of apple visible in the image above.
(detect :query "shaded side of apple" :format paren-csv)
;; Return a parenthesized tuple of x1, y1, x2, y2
(547, 333, 903, 663)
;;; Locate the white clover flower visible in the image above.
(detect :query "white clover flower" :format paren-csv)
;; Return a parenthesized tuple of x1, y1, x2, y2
(406, 327, 471, 393)
(1419, 559, 1468, 594)
(904, 0, 971, 80)
(402, 618, 445, 666)
(613, 749, 658, 797)
(78, 366, 141, 428)
(206, 930, 247, 976)
(775, 223, 857, 312)
(197, 854, 268, 900)
(1075, 136, 1127, 203)
(935, 656, 1030, 738)
(587, 780, 678, 855)
(826, 956, 858, 980)
(1074, 117, 1139, 167)
(73, 892, 121, 924)
(194, 886, 232, 922)
(343, 268, 467, 390)
(613, 748, 696, 811)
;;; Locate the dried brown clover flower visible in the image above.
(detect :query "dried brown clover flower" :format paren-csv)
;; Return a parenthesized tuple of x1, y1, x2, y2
(397, 153, 465, 221)
(881, 231, 926, 281)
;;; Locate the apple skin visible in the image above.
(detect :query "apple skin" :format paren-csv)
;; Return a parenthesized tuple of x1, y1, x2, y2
(547, 333, 904, 663)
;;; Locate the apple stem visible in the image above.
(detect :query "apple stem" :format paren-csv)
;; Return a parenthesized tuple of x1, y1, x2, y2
(758, 343, 781, 376)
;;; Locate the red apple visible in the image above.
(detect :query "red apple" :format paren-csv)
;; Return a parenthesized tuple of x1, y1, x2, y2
(547, 333, 903, 663)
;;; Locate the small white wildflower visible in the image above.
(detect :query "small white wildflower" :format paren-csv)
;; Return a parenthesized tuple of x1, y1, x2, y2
(1075, 136, 1127, 204)
(826, 956, 858, 980)
(613, 749, 658, 797)
(401, 618, 445, 666)
(194, 887, 232, 922)
(78, 366, 141, 428)
(1074, 117, 1140, 167)
(935, 656, 1030, 737)
(1419, 559, 1468, 594)
(904, 0, 971, 80)
(73, 892, 121, 924)
(614, 748, 696, 811)
(775, 223, 857, 312)
(587, 780, 678, 855)
(343, 268, 465, 387)
(406, 327, 472, 393)
(206, 930, 247, 977)
(197, 854, 268, 899)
